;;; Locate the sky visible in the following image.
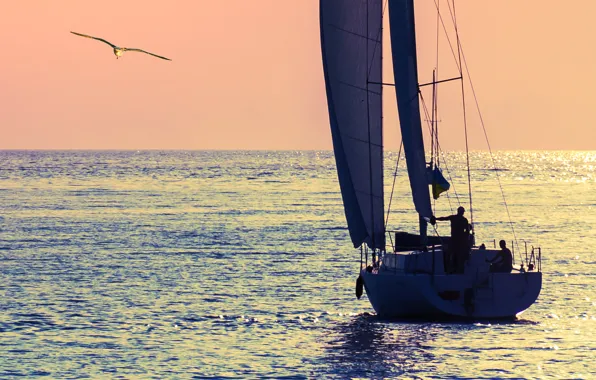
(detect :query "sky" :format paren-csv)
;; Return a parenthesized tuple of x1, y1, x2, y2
(1, 0, 595, 150)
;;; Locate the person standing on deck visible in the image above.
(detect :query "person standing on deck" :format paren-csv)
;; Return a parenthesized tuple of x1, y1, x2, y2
(430, 206, 471, 274)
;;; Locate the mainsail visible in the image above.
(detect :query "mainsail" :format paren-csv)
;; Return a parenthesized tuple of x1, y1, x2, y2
(388, 0, 433, 222)
(320, 0, 385, 250)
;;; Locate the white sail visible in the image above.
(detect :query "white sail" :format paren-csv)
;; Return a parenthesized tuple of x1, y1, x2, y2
(320, 0, 385, 250)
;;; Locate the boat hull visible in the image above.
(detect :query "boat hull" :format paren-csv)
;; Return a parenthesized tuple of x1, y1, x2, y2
(361, 251, 542, 319)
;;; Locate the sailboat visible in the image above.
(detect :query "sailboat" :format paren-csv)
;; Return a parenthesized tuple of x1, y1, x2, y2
(320, 0, 542, 319)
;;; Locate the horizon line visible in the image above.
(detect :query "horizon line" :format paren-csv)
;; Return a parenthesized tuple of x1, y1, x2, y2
(1, 148, 594, 152)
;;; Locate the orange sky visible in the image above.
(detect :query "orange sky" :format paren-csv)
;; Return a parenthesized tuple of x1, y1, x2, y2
(1, 1, 594, 150)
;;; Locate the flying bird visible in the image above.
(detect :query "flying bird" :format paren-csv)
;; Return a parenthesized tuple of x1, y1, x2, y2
(70, 31, 171, 61)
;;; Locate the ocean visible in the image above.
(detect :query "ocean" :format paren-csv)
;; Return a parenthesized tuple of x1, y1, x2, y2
(0, 150, 594, 378)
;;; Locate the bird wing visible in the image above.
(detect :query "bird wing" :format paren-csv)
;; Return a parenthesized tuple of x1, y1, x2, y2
(70, 31, 117, 48)
(123, 48, 172, 61)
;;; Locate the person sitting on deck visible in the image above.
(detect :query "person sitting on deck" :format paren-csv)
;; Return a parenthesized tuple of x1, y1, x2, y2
(430, 206, 470, 274)
(486, 240, 513, 273)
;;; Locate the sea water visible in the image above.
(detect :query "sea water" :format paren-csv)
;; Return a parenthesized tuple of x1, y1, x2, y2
(0, 150, 594, 378)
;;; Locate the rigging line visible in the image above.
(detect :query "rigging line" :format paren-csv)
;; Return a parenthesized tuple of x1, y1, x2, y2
(340, 132, 384, 147)
(433, 79, 439, 168)
(445, 1, 518, 250)
(437, 149, 460, 207)
(338, 80, 382, 95)
(450, 0, 474, 230)
(443, 186, 455, 214)
(419, 97, 462, 211)
(436, 96, 440, 169)
(429, 218, 447, 247)
(430, 73, 434, 164)
(419, 91, 461, 206)
(419, 92, 435, 145)
(364, 0, 379, 252)
(327, 24, 381, 43)
(435, 0, 440, 82)
(385, 141, 403, 229)
(430, 70, 435, 165)
(418, 76, 462, 87)
(367, 0, 389, 79)
(354, 189, 384, 198)
(431, 0, 462, 73)
(368, 81, 395, 87)
(425, 1, 469, 211)
(425, 2, 462, 212)
(434, 0, 440, 169)
(445, 0, 519, 252)
(361, 0, 389, 251)
(366, 0, 374, 249)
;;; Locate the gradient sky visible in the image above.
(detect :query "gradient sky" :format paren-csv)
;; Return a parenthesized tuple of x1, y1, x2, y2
(1, 1, 595, 150)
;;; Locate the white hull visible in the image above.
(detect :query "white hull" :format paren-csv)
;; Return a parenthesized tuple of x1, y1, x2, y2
(361, 248, 542, 319)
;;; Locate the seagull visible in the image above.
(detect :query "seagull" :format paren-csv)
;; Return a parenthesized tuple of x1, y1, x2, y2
(70, 31, 171, 61)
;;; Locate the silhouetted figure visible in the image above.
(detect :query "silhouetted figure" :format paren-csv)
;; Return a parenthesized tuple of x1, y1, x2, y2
(431, 206, 470, 274)
(486, 240, 513, 273)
